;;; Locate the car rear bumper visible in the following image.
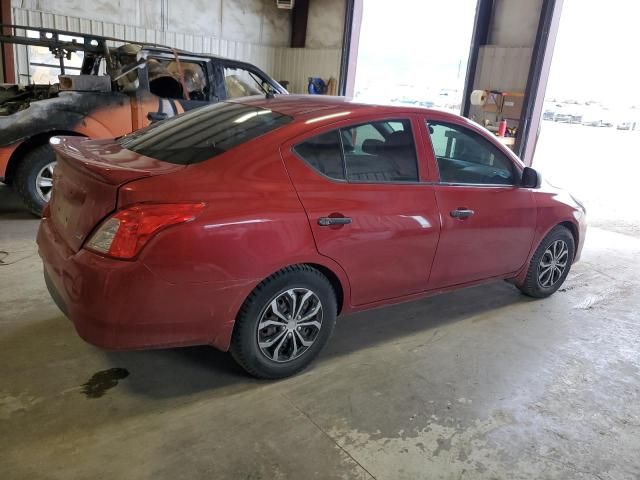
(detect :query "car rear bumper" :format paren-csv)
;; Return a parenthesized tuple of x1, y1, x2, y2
(37, 217, 247, 351)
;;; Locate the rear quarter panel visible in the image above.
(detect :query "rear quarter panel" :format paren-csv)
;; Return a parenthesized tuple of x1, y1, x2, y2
(116, 132, 352, 349)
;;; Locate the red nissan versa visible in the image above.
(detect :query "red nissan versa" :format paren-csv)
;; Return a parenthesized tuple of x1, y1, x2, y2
(37, 95, 586, 378)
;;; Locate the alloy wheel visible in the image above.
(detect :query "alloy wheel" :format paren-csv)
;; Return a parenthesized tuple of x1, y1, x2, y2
(35, 161, 56, 203)
(537, 239, 569, 288)
(257, 288, 323, 363)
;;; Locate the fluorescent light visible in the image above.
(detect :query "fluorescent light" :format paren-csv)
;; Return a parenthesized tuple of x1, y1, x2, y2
(305, 111, 351, 124)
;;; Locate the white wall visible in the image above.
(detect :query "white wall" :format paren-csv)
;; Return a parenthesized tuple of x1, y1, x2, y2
(13, 0, 292, 46)
(489, 0, 543, 47)
(307, 0, 345, 48)
(11, 0, 346, 93)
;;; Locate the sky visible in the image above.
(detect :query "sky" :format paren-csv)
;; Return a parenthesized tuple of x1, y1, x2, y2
(546, 0, 640, 107)
(353, 0, 476, 102)
(354, 0, 640, 108)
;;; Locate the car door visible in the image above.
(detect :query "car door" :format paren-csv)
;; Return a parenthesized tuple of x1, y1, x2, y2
(281, 115, 440, 306)
(420, 117, 537, 288)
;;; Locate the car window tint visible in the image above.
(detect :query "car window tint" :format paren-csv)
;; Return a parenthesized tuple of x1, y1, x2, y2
(119, 102, 291, 165)
(293, 130, 345, 180)
(427, 121, 516, 185)
(342, 119, 419, 182)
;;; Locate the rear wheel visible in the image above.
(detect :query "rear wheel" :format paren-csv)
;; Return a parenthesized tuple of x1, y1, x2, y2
(230, 265, 337, 379)
(14, 144, 57, 216)
(518, 225, 575, 298)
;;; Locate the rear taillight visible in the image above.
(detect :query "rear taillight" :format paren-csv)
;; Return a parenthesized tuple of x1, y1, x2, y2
(85, 203, 205, 259)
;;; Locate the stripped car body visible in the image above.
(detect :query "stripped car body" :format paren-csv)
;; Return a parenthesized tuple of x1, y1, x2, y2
(0, 24, 287, 214)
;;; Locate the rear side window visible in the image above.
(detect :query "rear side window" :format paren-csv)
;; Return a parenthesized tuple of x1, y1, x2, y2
(293, 119, 419, 183)
(293, 130, 345, 180)
(119, 102, 291, 164)
(342, 120, 418, 182)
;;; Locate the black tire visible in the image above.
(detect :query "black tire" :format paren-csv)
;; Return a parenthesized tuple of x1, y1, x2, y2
(14, 143, 56, 217)
(518, 225, 575, 298)
(230, 265, 337, 379)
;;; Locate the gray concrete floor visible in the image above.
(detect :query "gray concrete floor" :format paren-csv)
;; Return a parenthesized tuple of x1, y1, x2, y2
(1, 183, 639, 480)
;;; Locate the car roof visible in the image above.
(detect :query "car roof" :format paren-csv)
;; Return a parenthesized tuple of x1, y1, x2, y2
(230, 95, 464, 123)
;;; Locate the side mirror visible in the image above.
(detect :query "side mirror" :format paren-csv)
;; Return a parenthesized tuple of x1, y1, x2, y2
(521, 166, 542, 189)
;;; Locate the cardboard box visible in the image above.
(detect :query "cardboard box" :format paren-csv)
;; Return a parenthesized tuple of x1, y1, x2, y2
(502, 94, 524, 119)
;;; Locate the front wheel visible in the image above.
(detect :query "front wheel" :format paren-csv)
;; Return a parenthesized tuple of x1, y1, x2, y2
(230, 265, 337, 379)
(14, 144, 57, 216)
(518, 225, 575, 298)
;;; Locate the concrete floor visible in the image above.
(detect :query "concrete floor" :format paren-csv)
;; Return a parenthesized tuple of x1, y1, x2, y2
(1, 184, 639, 480)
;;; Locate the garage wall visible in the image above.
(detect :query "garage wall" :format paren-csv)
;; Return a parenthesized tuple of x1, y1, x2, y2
(10, 0, 345, 93)
(277, 0, 345, 93)
(14, 0, 292, 46)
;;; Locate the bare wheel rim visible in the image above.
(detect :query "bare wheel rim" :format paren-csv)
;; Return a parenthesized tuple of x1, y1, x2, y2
(537, 239, 569, 288)
(256, 288, 323, 363)
(35, 161, 56, 203)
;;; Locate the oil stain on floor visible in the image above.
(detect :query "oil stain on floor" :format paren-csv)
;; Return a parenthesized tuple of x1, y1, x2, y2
(81, 368, 130, 399)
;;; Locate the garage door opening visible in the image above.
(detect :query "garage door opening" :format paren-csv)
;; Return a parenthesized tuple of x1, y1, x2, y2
(352, 0, 477, 112)
(534, 0, 640, 238)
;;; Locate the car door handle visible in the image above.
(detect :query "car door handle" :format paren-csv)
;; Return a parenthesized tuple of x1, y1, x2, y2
(450, 208, 475, 219)
(318, 217, 352, 226)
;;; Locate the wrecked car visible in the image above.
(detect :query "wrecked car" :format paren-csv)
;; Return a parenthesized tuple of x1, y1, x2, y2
(0, 25, 287, 215)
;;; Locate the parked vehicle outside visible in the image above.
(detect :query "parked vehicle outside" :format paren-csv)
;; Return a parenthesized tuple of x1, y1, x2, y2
(37, 96, 587, 379)
(0, 26, 286, 215)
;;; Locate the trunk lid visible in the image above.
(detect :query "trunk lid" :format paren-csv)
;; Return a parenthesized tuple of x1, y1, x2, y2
(49, 136, 184, 252)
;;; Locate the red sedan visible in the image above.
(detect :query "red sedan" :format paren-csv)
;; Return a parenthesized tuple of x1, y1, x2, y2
(37, 96, 586, 378)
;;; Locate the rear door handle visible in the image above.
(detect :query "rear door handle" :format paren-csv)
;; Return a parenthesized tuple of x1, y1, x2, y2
(450, 208, 475, 219)
(318, 217, 352, 226)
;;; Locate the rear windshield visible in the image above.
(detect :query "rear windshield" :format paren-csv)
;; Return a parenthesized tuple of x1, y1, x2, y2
(118, 102, 291, 164)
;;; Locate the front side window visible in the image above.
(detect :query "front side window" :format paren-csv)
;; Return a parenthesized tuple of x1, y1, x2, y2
(427, 121, 517, 185)
(224, 65, 270, 98)
(293, 119, 419, 183)
(119, 102, 291, 164)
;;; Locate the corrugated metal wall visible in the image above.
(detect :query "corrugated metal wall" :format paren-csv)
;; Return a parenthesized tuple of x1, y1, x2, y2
(12, 6, 342, 94)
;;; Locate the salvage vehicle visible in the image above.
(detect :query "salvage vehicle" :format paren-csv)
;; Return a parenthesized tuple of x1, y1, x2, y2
(0, 25, 286, 215)
(37, 96, 587, 379)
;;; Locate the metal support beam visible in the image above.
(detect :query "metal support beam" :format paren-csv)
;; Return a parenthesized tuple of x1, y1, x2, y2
(290, 0, 309, 48)
(516, 0, 563, 164)
(0, 0, 15, 83)
(338, 0, 357, 96)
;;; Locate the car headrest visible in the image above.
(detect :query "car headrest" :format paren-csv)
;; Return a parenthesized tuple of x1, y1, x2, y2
(387, 130, 412, 147)
(362, 139, 384, 155)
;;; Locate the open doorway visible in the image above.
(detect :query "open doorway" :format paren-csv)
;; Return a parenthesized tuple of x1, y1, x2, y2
(352, 0, 477, 112)
(534, 0, 640, 238)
